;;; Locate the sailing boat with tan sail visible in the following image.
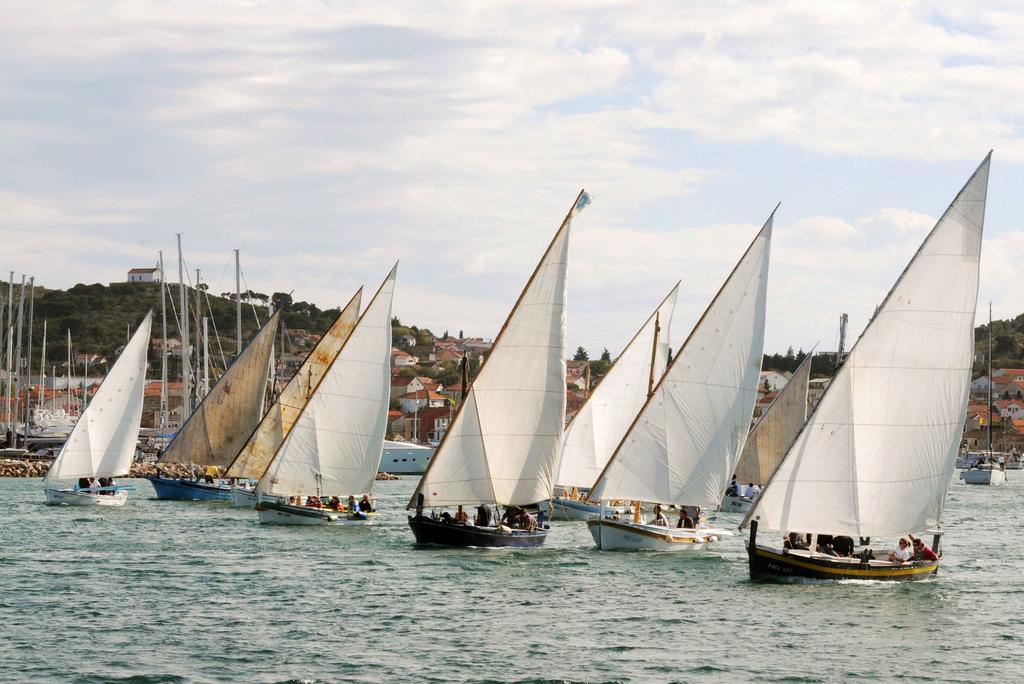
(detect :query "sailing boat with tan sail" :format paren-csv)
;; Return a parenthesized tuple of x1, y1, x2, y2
(722, 349, 814, 513)
(546, 283, 679, 521)
(407, 191, 589, 547)
(146, 310, 281, 500)
(255, 266, 395, 525)
(224, 289, 363, 507)
(587, 208, 774, 551)
(743, 153, 990, 581)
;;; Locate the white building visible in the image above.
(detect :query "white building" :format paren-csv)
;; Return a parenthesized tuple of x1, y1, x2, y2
(127, 267, 161, 283)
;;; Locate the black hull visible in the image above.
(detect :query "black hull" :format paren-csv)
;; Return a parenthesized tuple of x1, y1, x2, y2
(747, 544, 938, 582)
(408, 515, 548, 548)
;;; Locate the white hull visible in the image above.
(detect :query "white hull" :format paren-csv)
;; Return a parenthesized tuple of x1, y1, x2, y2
(587, 518, 721, 551)
(960, 468, 1006, 485)
(232, 487, 258, 508)
(543, 497, 628, 521)
(257, 503, 377, 526)
(45, 488, 128, 507)
(721, 494, 755, 513)
(378, 441, 434, 474)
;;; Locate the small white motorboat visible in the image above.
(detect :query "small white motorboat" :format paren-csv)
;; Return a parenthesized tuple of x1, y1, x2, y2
(960, 462, 1006, 485)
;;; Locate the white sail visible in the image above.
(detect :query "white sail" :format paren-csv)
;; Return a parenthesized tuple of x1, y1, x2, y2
(733, 350, 813, 486)
(555, 283, 679, 491)
(590, 211, 774, 508)
(258, 266, 395, 497)
(46, 312, 152, 480)
(224, 289, 362, 479)
(160, 311, 280, 467)
(744, 154, 990, 538)
(410, 192, 585, 508)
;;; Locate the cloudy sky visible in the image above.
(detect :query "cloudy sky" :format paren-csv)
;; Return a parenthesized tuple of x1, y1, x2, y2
(2, 2, 1022, 356)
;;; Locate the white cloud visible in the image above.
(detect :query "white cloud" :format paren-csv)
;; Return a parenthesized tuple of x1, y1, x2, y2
(0, 1, 1022, 357)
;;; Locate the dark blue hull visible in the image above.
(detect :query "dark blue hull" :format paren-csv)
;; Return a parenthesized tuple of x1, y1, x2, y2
(146, 476, 234, 502)
(408, 514, 548, 548)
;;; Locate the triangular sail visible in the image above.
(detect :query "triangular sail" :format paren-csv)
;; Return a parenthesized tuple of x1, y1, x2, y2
(744, 154, 990, 538)
(590, 211, 774, 508)
(258, 266, 395, 497)
(555, 283, 679, 491)
(733, 350, 813, 486)
(160, 311, 281, 467)
(46, 312, 152, 480)
(224, 290, 362, 479)
(409, 192, 585, 508)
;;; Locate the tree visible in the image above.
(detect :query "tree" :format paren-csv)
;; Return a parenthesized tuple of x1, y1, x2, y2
(271, 292, 293, 311)
(573, 346, 589, 361)
(600, 348, 611, 362)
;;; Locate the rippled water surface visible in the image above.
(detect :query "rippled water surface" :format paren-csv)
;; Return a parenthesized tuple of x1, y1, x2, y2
(3, 475, 1024, 682)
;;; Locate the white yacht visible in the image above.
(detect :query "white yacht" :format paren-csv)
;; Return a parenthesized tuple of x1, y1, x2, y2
(379, 440, 434, 474)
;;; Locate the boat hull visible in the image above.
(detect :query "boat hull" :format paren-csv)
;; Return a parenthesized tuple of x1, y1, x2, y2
(257, 499, 376, 526)
(146, 476, 234, 501)
(721, 494, 755, 513)
(960, 468, 1006, 485)
(378, 441, 434, 474)
(231, 487, 258, 508)
(408, 514, 548, 547)
(587, 518, 719, 551)
(747, 544, 938, 582)
(45, 488, 128, 507)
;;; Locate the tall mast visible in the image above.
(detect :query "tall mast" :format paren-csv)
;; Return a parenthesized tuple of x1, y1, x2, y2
(203, 316, 210, 397)
(235, 249, 242, 358)
(13, 275, 25, 448)
(4, 271, 12, 441)
(177, 233, 191, 418)
(23, 277, 34, 445)
(159, 251, 168, 429)
(194, 268, 202, 401)
(988, 302, 993, 455)
(66, 329, 71, 414)
(647, 311, 660, 399)
(39, 320, 46, 409)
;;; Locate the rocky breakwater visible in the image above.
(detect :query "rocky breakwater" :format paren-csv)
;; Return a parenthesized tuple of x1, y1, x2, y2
(0, 460, 196, 478)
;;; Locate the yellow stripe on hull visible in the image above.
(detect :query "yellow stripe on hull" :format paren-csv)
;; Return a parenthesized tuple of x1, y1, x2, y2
(751, 546, 938, 581)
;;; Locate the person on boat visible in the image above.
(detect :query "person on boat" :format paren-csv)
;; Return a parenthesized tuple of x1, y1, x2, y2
(474, 504, 492, 527)
(347, 495, 358, 512)
(648, 504, 670, 527)
(440, 511, 454, 524)
(676, 509, 695, 529)
(329, 496, 342, 511)
(453, 505, 469, 524)
(833, 535, 854, 557)
(909, 535, 939, 561)
(78, 477, 91, 491)
(784, 532, 809, 550)
(816, 534, 839, 556)
(726, 476, 739, 497)
(359, 495, 374, 512)
(288, 496, 297, 505)
(887, 537, 912, 563)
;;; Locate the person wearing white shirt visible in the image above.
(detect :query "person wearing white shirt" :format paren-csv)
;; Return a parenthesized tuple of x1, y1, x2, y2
(888, 538, 912, 563)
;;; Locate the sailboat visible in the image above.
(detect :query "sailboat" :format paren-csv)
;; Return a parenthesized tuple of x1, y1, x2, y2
(255, 266, 395, 525)
(960, 303, 1006, 485)
(722, 350, 813, 513)
(224, 289, 362, 507)
(44, 312, 153, 506)
(743, 153, 990, 581)
(407, 192, 587, 547)
(587, 209, 774, 551)
(546, 283, 679, 521)
(146, 311, 281, 500)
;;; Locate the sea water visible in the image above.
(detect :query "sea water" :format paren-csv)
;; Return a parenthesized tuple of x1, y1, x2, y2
(2, 475, 1022, 682)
